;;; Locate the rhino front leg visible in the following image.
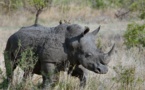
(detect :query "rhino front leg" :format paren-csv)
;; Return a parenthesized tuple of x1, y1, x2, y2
(79, 71, 86, 87)
(41, 63, 57, 90)
(68, 65, 87, 87)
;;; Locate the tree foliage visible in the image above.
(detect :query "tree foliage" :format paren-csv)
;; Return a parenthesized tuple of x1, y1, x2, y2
(0, 0, 52, 24)
(129, 0, 145, 19)
(122, 0, 145, 48)
(124, 23, 145, 48)
(27, 0, 52, 25)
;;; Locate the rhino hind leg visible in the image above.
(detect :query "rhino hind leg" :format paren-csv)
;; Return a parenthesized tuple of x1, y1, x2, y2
(32, 60, 41, 75)
(41, 63, 57, 89)
(4, 51, 16, 83)
(68, 66, 86, 87)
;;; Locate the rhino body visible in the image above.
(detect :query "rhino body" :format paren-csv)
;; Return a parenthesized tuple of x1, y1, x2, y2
(4, 23, 114, 89)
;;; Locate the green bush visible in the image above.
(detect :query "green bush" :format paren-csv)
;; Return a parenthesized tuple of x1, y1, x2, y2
(123, 0, 145, 48)
(90, 0, 106, 9)
(112, 65, 136, 90)
(10, 0, 23, 9)
(9, 49, 38, 89)
(123, 23, 145, 48)
(18, 47, 38, 74)
(129, 0, 145, 19)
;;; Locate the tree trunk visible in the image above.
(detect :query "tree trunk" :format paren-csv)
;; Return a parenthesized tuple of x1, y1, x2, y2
(34, 9, 42, 26)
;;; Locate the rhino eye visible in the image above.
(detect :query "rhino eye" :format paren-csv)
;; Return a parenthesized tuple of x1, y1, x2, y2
(85, 53, 92, 58)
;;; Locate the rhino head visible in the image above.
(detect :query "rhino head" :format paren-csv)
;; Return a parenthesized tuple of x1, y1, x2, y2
(66, 24, 115, 74)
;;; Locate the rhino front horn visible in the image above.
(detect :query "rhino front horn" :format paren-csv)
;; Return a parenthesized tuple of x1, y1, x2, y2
(103, 44, 115, 64)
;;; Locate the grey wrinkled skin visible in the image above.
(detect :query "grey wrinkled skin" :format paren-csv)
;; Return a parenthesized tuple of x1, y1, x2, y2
(4, 23, 115, 89)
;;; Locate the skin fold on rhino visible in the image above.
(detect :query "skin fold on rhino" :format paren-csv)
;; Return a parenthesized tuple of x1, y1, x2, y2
(4, 23, 115, 89)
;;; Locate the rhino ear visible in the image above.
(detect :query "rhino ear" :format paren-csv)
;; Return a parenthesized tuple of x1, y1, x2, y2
(83, 26, 90, 35)
(92, 26, 100, 36)
(79, 26, 90, 39)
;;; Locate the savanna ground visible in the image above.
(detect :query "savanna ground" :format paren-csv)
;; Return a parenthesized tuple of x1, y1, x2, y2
(0, 1, 145, 90)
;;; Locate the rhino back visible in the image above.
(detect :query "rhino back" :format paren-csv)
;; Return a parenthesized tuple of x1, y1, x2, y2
(12, 25, 51, 51)
(7, 24, 68, 63)
(38, 25, 68, 63)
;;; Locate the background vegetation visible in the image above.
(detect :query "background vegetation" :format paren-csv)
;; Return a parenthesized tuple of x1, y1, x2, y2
(0, 0, 145, 90)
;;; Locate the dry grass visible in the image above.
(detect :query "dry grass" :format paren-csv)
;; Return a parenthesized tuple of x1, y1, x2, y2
(0, 5, 117, 27)
(0, 6, 145, 90)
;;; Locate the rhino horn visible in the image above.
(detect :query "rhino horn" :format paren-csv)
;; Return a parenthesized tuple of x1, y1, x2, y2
(107, 43, 115, 56)
(103, 44, 115, 64)
(92, 26, 100, 36)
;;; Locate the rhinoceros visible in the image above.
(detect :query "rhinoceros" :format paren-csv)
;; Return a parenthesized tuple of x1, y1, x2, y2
(4, 23, 115, 89)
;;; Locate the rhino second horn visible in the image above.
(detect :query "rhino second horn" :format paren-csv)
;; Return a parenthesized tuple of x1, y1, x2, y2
(103, 44, 115, 64)
(92, 26, 100, 36)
